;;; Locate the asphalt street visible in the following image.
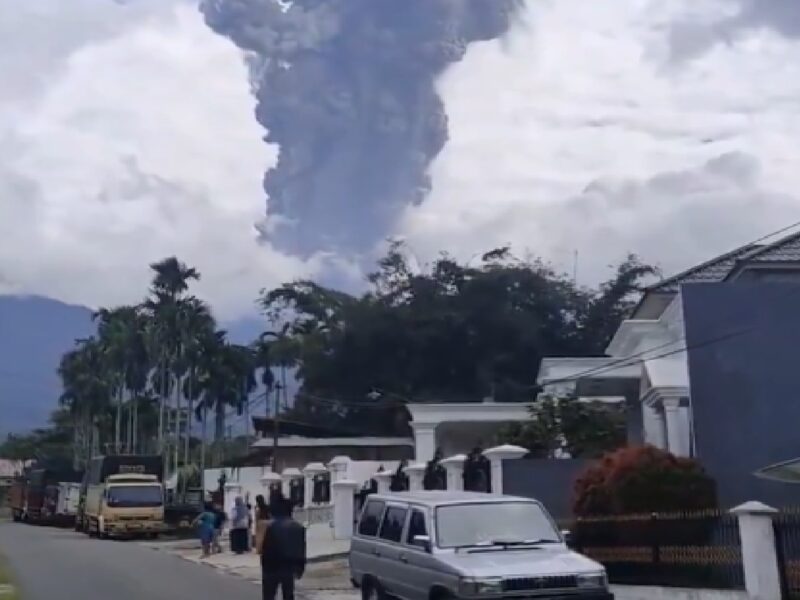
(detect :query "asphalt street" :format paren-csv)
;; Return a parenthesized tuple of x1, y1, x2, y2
(0, 522, 259, 600)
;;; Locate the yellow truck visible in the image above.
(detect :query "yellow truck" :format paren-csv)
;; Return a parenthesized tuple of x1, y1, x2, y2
(81, 455, 165, 539)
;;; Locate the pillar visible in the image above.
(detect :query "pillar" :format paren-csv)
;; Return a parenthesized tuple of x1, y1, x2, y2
(411, 423, 437, 463)
(374, 471, 394, 494)
(302, 462, 327, 508)
(663, 398, 689, 457)
(405, 463, 426, 491)
(260, 471, 281, 500)
(731, 501, 782, 600)
(483, 444, 528, 495)
(643, 402, 667, 449)
(440, 454, 466, 491)
(327, 455, 350, 483)
(331, 479, 359, 540)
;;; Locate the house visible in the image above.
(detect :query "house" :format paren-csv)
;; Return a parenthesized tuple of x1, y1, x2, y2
(539, 230, 800, 507)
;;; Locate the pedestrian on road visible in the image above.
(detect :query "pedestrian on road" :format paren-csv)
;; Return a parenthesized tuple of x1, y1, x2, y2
(212, 502, 226, 554)
(229, 496, 250, 554)
(261, 497, 306, 600)
(194, 502, 216, 558)
(254, 494, 271, 555)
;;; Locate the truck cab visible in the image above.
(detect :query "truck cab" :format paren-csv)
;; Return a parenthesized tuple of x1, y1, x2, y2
(85, 473, 164, 538)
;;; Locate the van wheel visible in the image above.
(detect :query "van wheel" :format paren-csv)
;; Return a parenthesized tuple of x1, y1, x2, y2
(361, 578, 386, 600)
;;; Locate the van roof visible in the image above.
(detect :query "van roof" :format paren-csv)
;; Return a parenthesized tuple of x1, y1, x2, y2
(366, 491, 540, 508)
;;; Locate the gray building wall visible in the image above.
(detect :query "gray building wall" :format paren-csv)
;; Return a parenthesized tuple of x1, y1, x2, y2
(502, 458, 590, 519)
(683, 283, 800, 508)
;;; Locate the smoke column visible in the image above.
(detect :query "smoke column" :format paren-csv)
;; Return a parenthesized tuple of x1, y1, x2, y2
(200, 0, 522, 257)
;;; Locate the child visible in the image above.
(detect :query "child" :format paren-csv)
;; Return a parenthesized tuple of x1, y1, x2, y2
(194, 502, 217, 558)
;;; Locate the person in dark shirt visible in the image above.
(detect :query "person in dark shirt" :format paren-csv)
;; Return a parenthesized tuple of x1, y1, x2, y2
(261, 496, 306, 600)
(212, 502, 226, 554)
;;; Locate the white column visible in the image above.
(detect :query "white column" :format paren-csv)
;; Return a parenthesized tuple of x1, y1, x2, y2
(302, 462, 327, 507)
(331, 480, 359, 540)
(327, 455, 350, 483)
(373, 471, 394, 494)
(483, 444, 528, 495)
(643, 402, 667, 449)
(405, 463, 426, 491)
(440, 454, 466, 491)
(260, 471, 282, 499)
(731, 502, 782, 600)
(663, 398, 689, 457)
(411, 423, 437, 463)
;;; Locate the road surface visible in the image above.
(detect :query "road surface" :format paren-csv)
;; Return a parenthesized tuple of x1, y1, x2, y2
(0, 522, 259, 600)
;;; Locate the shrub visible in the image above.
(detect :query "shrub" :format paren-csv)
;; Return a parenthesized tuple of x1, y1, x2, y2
(573, 446, 717, 516)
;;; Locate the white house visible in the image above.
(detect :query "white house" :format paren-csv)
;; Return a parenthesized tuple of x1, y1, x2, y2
(537, 230, 800, 460)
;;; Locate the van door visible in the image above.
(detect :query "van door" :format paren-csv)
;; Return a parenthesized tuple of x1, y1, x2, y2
(394, 507, 432, 600)
(351, 499, 386, 586)
(374, 503, 410, 597)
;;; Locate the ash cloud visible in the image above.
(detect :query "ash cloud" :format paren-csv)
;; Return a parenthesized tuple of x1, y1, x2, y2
(200, 0, 522, 257)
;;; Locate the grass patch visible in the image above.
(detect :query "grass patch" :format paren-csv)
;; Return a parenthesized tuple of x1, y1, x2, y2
(0, 554, 20, 600)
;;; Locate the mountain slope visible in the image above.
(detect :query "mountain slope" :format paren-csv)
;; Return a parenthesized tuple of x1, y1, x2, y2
(0, 295, 95, 436)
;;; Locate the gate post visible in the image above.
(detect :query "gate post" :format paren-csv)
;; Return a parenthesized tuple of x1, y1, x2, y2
(731, 501, 781, 600)
(374, 470, 393, 494)
(332, 479, 359, 540)
(441, 454, 467, 491)
(405, 463, 426, 491)
(483, 444, 528, 495)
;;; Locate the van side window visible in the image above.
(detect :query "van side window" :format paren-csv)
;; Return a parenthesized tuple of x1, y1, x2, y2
(406, 509, 427, 544)
(358, 500, 385, 537)
(378, 506, 408, 543)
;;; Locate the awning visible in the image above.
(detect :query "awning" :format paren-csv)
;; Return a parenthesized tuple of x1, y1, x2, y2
(755, 457, 800, 483)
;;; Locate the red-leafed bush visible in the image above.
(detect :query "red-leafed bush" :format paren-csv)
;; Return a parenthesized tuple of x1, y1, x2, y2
(573, 446, 717, 516)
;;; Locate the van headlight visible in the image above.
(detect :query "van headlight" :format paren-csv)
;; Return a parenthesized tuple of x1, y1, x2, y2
(577, 571, 608, 589)
(458, 576, 503, 596)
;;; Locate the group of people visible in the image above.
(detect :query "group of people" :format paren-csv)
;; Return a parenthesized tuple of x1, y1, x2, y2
(196, 492, 306, 600)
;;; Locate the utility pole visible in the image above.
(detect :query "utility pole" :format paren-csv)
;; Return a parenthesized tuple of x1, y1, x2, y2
(272, 383, 282, 472)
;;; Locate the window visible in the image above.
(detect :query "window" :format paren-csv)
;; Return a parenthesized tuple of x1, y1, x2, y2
(358, 500, 385, 537)
(105, 485, 163, 508)
(406, 509, 427, 544)
(378, 506, 408, 543)
(436, 502, 559, 549)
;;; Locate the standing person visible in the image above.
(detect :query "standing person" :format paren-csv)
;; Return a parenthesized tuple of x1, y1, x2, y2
(254, 495, 271, 555)
(193, 502, 216, 558)
(261, 497, 306, 600)
(212, 502, 227, 554)
(229, 496, 250, 554)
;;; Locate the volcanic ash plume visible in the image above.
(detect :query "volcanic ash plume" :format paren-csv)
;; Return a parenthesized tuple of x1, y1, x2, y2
(200, 0, 522, 257)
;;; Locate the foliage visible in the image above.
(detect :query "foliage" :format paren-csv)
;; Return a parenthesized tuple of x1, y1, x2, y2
(259, 242, 655, 434)
(500, 395, 628, 459)
(573, 446, 718, 516)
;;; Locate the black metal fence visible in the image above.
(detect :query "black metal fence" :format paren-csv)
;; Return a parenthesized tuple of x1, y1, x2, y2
(569, 510, 745, 590)
(774, 509, 800, 599)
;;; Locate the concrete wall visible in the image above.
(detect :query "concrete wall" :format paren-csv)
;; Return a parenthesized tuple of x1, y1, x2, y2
(501, 458, 590, 519)
(683, 283, 800, 507)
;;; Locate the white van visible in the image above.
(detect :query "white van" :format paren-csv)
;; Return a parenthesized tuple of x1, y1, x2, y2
(349, 491, 612, 600)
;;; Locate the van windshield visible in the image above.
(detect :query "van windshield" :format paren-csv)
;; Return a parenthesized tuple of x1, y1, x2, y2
(435, 502, 559, 548)
(106, 485, 162, 508)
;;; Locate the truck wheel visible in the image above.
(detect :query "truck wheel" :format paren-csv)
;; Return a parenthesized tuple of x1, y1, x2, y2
(361, 578, 387, 600)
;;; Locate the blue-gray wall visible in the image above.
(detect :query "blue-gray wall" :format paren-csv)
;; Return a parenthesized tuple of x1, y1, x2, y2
(502, 458, 590, 519)
(683, 283, 800, 508)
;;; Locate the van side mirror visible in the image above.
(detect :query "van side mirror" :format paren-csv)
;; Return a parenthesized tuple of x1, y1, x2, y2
(561, 529, 573, 545)
(413, 535, 431, 552)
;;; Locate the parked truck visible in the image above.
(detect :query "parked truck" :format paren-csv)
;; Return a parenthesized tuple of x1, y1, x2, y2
(9, 476, 27, 522)
(41, 481, 81, 526)
(24, 468, 82, 523)
(80, 455, 165, 539)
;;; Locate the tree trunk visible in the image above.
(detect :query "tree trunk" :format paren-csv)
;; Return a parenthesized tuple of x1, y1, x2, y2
(173, 374, 182, 500)
(214, 401, 225, 443)
(200, 406, 207, 492)
(158, 356, 167, 452)
(115, 384, 123, 454)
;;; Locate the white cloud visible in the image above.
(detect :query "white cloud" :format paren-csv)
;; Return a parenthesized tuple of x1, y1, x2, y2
(0, 1, 339, 320)
(402, 0, 800, 283)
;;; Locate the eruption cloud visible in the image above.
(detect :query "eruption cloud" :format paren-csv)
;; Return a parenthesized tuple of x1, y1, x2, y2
(200, 0, 523, 257)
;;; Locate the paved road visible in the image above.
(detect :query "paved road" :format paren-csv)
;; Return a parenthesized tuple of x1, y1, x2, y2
(0, 522, 259, 600)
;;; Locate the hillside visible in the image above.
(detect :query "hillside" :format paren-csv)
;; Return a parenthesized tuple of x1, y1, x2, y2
(0, 295, 95, 436)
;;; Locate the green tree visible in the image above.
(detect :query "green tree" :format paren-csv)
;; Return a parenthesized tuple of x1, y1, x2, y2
(500, 395, 627, 459)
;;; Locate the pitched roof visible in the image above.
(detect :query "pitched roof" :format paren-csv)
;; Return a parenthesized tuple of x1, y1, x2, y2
(647, 243, 762, 294)
(731, 230, 800, 265)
